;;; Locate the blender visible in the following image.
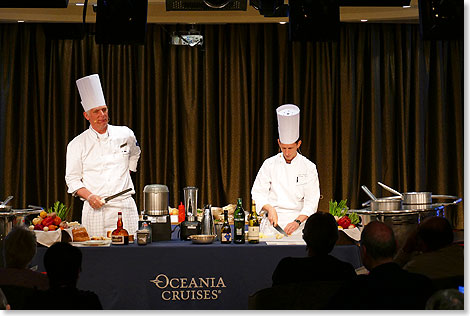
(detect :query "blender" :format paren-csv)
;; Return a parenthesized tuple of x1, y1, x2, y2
(180, 186, 201, 240)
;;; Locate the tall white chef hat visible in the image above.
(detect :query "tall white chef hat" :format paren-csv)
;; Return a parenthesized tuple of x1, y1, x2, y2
(76, 74, 106, 112)
(276, 104, 300, 144)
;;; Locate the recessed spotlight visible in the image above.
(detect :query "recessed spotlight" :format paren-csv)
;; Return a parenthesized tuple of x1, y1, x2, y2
(403, 5, 411, 8)
(361, 19, 368, 22)
(18, 20, 24, 23)
(279, 21, 287, 24)
(76, 3, 84, 5)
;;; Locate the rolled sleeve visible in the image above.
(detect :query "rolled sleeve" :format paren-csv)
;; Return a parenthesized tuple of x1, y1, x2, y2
(128, 130, 141, 172)
(299, 164, 320, 217)
(65, 141, 85, 195)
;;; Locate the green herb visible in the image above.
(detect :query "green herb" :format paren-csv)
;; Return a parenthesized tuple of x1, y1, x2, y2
(329, 199, 348, 218)
(347, 212, 360, 225)
(47, 201, 70, 220)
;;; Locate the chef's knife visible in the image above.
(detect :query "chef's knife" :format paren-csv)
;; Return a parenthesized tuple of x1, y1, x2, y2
(100, 188, 132, 204)
(273, 224, 288, 237)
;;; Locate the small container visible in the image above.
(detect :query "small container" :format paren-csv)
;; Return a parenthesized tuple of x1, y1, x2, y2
(136, 230, 149, 245)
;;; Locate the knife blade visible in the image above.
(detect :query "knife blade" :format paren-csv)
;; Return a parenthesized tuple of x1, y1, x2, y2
(273, 224, 288, 237)
(100, 188, 132, 204)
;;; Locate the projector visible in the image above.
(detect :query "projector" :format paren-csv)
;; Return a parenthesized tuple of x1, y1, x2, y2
(170, 33, 204, 46)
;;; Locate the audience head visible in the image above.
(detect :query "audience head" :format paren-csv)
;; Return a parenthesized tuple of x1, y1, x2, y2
(3, 227, 37, 269)
(44, 242, 82, 288)
(425, 289, 464, 310)
(360, 221, 396, 270)
(417, 216, 453, 252)
(302, 212, 338, 255)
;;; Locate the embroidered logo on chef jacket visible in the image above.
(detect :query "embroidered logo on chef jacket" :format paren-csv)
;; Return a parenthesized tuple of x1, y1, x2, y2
(296, 174, 307, 185)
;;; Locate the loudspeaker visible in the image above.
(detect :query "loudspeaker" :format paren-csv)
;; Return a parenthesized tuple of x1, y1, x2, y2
(288, 0, 340, 41)
(95, 0, 148, 45)
(419, 0, 463, 40)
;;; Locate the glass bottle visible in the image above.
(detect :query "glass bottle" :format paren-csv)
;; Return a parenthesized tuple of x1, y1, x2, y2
(111, 212, 129, 245)
(233, 198, 245, 244)
(248, 200, 259, 244)
(220, 209, 232, 244)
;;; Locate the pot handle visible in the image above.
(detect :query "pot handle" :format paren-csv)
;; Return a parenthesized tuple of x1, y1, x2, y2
(431, 195, 459, 200)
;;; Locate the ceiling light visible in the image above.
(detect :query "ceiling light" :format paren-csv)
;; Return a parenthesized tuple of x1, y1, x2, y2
(76, 2, 84, 5)
(279, 21, 287, 24)
(361, 19, 368, 22)
(18, 20, 25, 22)
(403, 5, 411, 8)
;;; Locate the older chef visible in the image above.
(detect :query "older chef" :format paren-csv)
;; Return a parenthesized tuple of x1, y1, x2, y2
(65, 74, 141, 238)
(251, 104, 320, 236)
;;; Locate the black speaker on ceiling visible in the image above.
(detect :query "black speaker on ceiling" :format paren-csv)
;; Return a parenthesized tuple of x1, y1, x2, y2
(95, 0, 148, 45)
(418, 0, 463, 40)
(288, 0, 340, 41)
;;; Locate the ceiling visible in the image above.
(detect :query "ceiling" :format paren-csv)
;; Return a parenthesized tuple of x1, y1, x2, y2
(0, 0, 420, 24)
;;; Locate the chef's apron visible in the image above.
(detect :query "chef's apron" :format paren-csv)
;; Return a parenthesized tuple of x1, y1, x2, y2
(81, 196, 139, 238)
(260, 208, 305, 236)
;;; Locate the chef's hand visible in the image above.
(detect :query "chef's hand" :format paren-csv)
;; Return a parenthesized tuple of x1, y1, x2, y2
(264, 205, 278, 226)
(284, 221, 300, 235)
(87, 194, 105, 210)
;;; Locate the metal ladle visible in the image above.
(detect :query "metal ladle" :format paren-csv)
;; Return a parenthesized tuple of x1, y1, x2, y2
(378, 182, 403, 197)
(1, 196, 13, 206)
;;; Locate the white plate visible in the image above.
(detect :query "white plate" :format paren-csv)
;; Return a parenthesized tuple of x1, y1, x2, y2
(70, 240, 111, 247)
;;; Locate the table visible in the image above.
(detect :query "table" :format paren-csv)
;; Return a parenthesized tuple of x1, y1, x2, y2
(31, 241, 361, 309)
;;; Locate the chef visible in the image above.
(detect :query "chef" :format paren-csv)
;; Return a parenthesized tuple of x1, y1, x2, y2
(65, 74, 141, 238)
(251, 104, 320, 236)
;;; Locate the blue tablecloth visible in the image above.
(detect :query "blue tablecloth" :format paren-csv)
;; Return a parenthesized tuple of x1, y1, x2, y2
(31, 240, 361, 309)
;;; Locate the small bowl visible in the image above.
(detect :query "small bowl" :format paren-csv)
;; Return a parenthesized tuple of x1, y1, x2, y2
(189, 234, 216, 244)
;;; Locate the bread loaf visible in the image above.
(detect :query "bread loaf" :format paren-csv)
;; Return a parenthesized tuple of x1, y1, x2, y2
(72, 227, 90, 242)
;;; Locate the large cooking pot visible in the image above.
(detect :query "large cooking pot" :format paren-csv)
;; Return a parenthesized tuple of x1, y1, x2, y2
(0, 208, 41, 241)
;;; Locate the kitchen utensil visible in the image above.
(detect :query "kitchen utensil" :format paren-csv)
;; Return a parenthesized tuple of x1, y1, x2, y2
(201, 204, 215, 235)
(1, 196, 13, 206)
(100, 188, 132, 204)
(377, 182, 403, 197)
(27, 205, 44, 210)
(183, 186, 198, 221)
(361, 185, 377, 201)
(189, 234, 216, 244)
(370, 198, 403, 211)
(273, 224, 288, 237)
(0, 209, 41, 241)
(143, 184, 171, 241)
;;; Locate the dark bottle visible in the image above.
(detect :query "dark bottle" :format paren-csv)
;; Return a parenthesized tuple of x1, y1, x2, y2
(248, 200, 259, 244)
(111, 212, 129, 245)
(220, 209, 232, 244)
(233, 198, 245, 244)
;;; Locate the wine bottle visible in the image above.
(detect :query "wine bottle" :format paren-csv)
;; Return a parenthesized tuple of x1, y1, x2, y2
(233, 198, 245, 244)
(111, 212, 129, 245)
(248, 200, 259, 244)
(220, 209, 232, 244)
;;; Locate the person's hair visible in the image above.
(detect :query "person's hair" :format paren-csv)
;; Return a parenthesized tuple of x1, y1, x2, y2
(360, 221, 396, 259)
(44, 242, 82, 287)
(425, 289, 464, 310)
(417, 216, 453, 251)
(3, 227, 37, 268)
(302, 212, 338, 255)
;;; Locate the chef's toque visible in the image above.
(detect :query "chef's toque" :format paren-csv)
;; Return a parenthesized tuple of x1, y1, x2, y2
(76, 74, 106, 112)
(276, 104, 300, 144)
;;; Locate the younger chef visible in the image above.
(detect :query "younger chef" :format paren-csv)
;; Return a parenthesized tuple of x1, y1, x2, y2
(65, 74, 141, 238)
(251, 104, 320, 236)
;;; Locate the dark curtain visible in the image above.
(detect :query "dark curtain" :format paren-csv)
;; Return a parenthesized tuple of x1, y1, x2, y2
(0, 23, 463, 228)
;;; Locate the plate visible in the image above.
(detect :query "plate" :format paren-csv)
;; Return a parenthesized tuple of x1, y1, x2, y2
(70, 239, 111, 247)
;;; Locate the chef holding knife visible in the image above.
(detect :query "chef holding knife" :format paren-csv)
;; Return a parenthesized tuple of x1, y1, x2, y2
(65, 74, 141, 238)
(251, 104, 320, 236)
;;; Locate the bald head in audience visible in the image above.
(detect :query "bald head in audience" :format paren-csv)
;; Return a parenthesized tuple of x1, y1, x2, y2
(360, 221, 397, 270)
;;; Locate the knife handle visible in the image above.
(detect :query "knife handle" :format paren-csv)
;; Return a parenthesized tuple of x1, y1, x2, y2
(100, 199, 106, 204)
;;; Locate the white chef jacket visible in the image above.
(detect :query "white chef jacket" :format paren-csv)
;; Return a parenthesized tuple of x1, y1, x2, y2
(251, 152, 320, 235)
(65, 125, 141, 237)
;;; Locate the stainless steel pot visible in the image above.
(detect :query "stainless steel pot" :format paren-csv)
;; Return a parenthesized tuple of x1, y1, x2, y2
(0, 209, 41, 241)
(370, 198, 403, 211)
(143, 184, 169, 216)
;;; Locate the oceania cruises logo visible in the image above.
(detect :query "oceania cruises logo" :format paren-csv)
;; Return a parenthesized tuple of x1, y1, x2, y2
(150, 273, 227, 301)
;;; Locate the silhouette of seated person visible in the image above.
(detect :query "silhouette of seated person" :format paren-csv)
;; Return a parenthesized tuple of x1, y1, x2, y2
(33, 242, 102, 310)
(425, 289, 464, 310)
(394, 216, 463, 290)
(0, 227, 49, 309)
(249, 212, 356, 309)
(335, 220, 434, 310)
